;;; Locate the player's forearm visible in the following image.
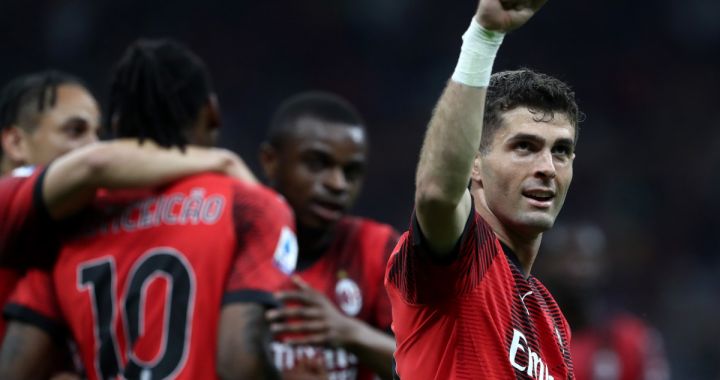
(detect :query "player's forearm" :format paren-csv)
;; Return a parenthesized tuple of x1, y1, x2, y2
(343, 319, 396, 380)
(416, 11, 506, 211)
(80, 140, 241, 188)
(0, 322, 60, 380)
(416, 82, 487, 210)
(43, 140, 248, 219)
(218, 303, 281, 380)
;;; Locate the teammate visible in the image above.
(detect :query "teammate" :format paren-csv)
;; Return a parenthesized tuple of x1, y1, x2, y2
(1, 39, 294, 380)
(538, 224, 670, 380)
(385, 0, 580, 379)
(0, 70, 100, 336)
(0, 70, 253, 379)
(260, 92, 397, 380)
(0, 69, 99, 380)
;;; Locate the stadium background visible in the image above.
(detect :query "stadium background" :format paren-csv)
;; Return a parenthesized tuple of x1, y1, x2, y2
(1, 0, 719, 378)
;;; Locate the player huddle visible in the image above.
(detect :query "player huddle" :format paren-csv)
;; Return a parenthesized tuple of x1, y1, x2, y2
(0, 1, 664, 380)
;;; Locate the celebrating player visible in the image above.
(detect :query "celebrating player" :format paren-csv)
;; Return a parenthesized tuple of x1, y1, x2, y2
(0, 70, 254, 379)
(0, 70, 252, 265)
(1, 39, 294, 380)
(385, 0, 580, 378)
(0, 69, 100, 379)
(260, 92, 398, 380)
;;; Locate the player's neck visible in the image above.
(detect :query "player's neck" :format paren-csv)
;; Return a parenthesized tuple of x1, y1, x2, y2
(472, 192, 541, 277)
(0, 158, 16, 175)
(296, 223, 336, 269)
(495, 231, 541, 278)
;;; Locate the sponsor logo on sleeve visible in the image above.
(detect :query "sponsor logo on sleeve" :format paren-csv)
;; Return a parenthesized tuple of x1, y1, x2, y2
(11, 165, 35, 178)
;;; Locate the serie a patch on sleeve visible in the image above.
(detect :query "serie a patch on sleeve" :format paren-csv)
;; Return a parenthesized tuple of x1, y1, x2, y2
(273, 226, 298, 275)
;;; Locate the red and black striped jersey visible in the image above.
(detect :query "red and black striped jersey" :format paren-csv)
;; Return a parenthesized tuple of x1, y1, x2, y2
(272, 216, 398, 380)
(5, 173, 297, 380)
(386, 210, 574, 380)
(0, 166, 53, 340)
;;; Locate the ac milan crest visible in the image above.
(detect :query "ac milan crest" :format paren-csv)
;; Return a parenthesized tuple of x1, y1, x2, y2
(335, 276, 362, 317)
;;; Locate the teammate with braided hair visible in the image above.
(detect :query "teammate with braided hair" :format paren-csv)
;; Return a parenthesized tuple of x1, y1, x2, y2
(1, 39, 292, 380)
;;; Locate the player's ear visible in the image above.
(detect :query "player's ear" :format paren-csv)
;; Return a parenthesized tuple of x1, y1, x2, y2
(206, 94, 221, 131)
(1, 126, 29, 165)
(259, 142, 278, 182)
(471, 151, 483, 186)
(190, 95, 221, 147)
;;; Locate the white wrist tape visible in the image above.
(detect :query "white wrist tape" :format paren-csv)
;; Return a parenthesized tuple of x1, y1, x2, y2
(451, 18, 505, 87)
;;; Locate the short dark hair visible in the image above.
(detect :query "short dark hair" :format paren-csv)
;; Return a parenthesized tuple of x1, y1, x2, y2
(267, 91, 364, 147)
(0, 70, 86, 156)
(106, 38, 213, 150)
(480, 69, 583, 154)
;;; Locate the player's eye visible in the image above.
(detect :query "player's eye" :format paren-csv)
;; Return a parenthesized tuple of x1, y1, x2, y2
(303, 152, 331, 173)
(551, 144, 572, 157)
(514, 141, 533, 152)
(62, 119, 89, 138)
(344, 163, 365, 182)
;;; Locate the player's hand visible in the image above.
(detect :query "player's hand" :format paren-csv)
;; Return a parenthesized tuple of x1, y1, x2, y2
(476, 0, 547, 32)
(223, 150, 258, 184)
(266, 276, 358, 347)
(282, 357, 329, 380)
(213, 148, 258, 184)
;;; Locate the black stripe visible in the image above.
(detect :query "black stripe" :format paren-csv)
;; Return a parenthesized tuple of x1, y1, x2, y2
(32, 166, 52, 222)
(411, 206, 475, 266)
(3, 303, 67, 344)
(223, 289, 279, 308)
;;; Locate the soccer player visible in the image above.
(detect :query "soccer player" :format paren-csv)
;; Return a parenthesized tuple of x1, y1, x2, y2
(538, 224, 670, 380)
(260, 92, 398, 380)
(0, 70, 100, 337)
(0, 70, 251, 264)
(1, 39, 295, 380)
(385, 0, 580, 379)
(0, 70, 254, 379)
(0, 69, 99, 380)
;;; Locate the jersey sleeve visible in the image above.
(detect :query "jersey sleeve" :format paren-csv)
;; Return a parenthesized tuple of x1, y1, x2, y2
(3, 269, 67, 343)
(385, 208, 499, 305)
(223, 184, 297, 308)
(0, 167, 56, 268)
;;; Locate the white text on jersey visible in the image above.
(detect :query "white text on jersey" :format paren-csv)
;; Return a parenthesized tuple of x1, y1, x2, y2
(508, 328, 555, 380)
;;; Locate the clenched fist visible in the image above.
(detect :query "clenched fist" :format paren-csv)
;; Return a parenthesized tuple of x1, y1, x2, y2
(476, 0, 547, 32)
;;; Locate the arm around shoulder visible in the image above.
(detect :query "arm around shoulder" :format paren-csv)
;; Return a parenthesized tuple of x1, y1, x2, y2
(42, 140, 254, 219)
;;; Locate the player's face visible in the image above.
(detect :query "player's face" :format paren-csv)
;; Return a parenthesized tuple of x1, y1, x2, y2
(22, 84, 100, 165)
(477, 107, 575, 236)
(263, 117, 367, 230)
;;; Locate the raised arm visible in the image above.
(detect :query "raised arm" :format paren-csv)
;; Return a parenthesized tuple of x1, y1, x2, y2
(43, 139, 256, 219)
(414, 0, 546, 256)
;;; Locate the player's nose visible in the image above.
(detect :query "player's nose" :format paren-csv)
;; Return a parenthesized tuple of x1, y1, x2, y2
(324, 167, 349, 194)
(534, 150, 556, 179)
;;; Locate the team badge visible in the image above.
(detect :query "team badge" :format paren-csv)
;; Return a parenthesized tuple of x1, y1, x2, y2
(335, 273, 362, 316)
